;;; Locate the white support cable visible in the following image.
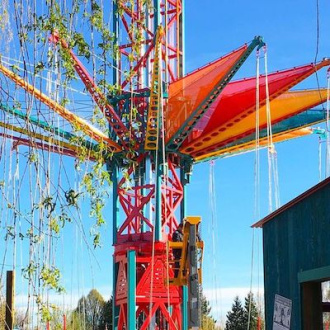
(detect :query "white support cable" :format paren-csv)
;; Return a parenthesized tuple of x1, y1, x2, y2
(326, 70, 330, 178)
(209, 160, 222, 324)
(148, 144, 157, 330)
(263, 47, 281, 211)
(273, 153, 281, 208)
(162, 105, 173, 322)
(263, 48, 273, 213)
(147, 157, 155, 319)
(319, 137, 323, 182)
(0, 59, 88, 96)
(254, 51, 261, 222)
(248, 49, 260, 330)
(256, 53, 263, 327)
(148, 29, 163, 326)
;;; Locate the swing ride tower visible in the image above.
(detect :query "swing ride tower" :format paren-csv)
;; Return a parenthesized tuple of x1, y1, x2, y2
(110, 1, 188, 328)
(0, 1, 330, 329)
(109, 1, 263, 328)
(107, 0, 330, 326)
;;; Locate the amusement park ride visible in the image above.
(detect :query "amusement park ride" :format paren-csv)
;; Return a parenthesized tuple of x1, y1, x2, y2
(0, 0, 330, 329)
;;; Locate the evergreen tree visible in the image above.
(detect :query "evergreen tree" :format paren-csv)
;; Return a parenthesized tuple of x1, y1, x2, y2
(201, 292, 216, 329)
(225, 296, 245, 330)
(201, 294, 212, 317)
(243, 292, 259, 330)
(99, 296, 113, 330)
(225, 292, 263, 330)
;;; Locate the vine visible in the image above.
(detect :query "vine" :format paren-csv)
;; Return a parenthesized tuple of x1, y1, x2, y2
(0, 0, 153, 327)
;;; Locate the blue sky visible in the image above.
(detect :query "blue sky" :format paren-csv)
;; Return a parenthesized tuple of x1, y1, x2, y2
(0, 0, 330, 326)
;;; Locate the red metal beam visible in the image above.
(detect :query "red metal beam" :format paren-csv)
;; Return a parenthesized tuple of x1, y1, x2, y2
(0, 132, 92, 159)
(49, 33, 132, 150)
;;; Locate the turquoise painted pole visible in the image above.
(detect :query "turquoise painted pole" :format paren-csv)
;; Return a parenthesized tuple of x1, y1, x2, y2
(155, 160, 162, 241)
(141, 160, 146, 233)
(112, 260, 119, 330)
(154, 0, 163, 241)
(112, 165, 119, 244)
(153, 0, 161, 27)
(180, 166, 188, 330)
(0, 103, 97, 150)
(111, 2, 120, 328)
(111, 164, 119, 330)
(127, 249, 136, 329)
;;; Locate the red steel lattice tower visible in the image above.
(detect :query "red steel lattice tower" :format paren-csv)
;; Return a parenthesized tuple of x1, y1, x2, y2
(111, 1, 187, 329)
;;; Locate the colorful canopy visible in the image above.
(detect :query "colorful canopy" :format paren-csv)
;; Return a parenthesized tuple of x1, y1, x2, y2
(174, 58, 330, 160)
(194, 109, 327, 161)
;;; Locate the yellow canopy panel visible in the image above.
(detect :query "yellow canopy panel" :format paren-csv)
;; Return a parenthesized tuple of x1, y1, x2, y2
(195, 127, 313, 161)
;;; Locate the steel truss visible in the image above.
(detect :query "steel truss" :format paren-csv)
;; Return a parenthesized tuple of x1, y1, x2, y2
(111, 1, 186, 329)
(112, 157, 186, 329)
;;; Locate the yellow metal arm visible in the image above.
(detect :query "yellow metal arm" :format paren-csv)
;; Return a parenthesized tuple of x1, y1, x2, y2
(0, 64, 121, 152)
(169, 216, 204, 328)
(0, 121, 99, 160)
(168, 216, 204, 286)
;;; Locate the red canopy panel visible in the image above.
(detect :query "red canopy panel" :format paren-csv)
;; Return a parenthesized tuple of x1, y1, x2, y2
(181, 59, 330, 155)
(203, 60, 330, 135)
(165, 45, 248, 141)
(186, 88, 328, 158)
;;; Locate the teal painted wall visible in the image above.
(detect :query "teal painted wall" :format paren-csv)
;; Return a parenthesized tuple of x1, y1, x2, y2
(263, 182, 330, 329)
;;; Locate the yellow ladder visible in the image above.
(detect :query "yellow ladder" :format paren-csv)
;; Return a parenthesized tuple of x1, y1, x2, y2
(144, 26, 164, 150)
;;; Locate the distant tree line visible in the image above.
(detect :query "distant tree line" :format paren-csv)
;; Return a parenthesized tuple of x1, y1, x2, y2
(0, 288, 112, 330)
(66, 289, 112, 330)
(3, 287, 258, 330)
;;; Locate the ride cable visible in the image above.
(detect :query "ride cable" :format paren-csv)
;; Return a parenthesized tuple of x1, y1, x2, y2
(326, 68, 330, 178)
(248, 49, 260, 330)
(263, 46, 280, 212)
(209, 160, 222, 325)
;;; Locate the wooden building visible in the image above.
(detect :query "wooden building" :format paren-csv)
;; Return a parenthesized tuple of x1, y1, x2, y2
(253, 177, 330, 329)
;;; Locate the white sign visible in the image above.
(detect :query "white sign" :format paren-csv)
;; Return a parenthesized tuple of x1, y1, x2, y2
(273, 294, 292, 330)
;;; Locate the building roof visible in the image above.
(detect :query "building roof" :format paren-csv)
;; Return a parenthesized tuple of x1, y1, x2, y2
(252, 176, 330, 228)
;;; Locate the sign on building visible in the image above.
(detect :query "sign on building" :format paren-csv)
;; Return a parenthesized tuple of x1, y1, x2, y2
(273, 294, 292, 330)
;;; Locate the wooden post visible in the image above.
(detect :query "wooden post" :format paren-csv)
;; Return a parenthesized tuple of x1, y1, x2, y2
(63, 314, 66, 330)
(5, 270, 15, 330)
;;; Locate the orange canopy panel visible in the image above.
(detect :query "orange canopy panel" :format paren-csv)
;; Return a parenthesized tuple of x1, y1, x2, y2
(195, 127, 313, 162)
(165, 45, 248, 141)
(184, 89, 328, 157)
(181, 59, 330, 156)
